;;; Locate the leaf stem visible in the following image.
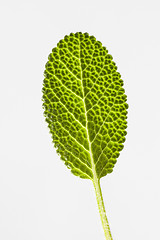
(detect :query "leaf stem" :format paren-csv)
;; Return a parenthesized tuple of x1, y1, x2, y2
(93, 178, 113, 240)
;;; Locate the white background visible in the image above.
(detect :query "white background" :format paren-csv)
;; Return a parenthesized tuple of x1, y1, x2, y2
(0, 0, 160, 239)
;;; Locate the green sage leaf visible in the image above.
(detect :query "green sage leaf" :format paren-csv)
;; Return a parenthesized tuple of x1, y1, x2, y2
(42, 32, 128, 180)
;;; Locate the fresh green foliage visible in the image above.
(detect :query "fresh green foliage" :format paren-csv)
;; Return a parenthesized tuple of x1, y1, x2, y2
(42, 32, 128, 240)
(42, 32, 128, 181)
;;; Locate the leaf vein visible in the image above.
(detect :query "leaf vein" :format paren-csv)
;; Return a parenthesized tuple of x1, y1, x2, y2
(56, 141, 92, 171)
(90, 89, 123, 144)
(95, 120, 125, 169)
(52, 73, 83, 100)
(59, 59, 81, 82)
(65, 47, 79, 60)
(84, 64, 106, 99)
(91, 103, 116, 144)
(86, 79, 114, 113)
(56, 120, 89, 153)
(47, 86, 86, 129)
(66, 161, 92, 179)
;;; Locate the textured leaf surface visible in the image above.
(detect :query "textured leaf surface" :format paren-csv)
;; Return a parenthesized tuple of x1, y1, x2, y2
(42, 32, 128, 180)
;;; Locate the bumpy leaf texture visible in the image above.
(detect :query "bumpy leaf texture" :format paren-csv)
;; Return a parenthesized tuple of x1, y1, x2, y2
(42, 32, 128, 180)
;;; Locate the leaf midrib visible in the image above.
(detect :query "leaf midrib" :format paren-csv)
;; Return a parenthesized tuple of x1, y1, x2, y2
(78, 38, 97, 182)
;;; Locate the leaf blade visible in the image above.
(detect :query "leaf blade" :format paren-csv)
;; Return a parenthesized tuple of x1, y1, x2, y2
(42, 32, 128, 180)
